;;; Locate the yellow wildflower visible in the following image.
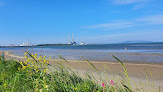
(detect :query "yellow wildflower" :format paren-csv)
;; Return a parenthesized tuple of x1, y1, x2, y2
(43, 69, 46, 72)
(27, 59, 30, 62)
(24, 52, 27, 55)
(20, 62, 23, 65)
(44, 55, 46, 58)
(39, 56, 42, 61)
(34, 56, 37, 58)
(25, 56, 27, 58)
(73, 88, 77, 90)
(4, 83, 6, 87)
(43, 60, 46, 63)
(39, 89, 43, 92)
(32, 55, 34, 57)
(49, 57, 51, 59)
(35, 66, 38, 69)
(18, 67, 21, 70)
(43, 77, 45, 80)
(27, 64, 30, 67)
(24, 61, 27, 65)
(35, 54, 37, 56)
(45, 85, 48, 89)
(39, 59, 42, 61)
(47, 61, 49, 63)
(36, 70, 39, 73)
(22, 66, 26, 69)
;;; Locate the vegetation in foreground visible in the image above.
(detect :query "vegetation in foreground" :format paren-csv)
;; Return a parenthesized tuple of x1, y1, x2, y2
(0, 52, 160, 92)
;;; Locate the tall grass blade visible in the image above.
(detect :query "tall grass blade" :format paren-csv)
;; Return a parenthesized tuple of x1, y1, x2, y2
(144, 69, 149, 85)
(112, 55, 132, 91)
(149, 69, 155, 91)
(81, 56, 103, 82)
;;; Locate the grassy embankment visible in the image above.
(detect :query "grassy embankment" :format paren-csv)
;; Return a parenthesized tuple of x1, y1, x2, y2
(0, 51, 160, 92)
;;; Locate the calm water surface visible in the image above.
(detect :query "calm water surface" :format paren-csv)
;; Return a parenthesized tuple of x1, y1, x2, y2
(1, 42, 163, 63)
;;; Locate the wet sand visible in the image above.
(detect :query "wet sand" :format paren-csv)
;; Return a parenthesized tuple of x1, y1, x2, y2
(1, 51, 163, 91)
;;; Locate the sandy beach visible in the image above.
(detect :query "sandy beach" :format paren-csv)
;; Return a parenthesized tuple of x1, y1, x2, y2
(1, 51, 163, 91)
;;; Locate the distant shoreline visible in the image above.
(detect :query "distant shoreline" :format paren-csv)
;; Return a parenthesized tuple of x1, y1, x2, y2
(1, 41, 163, 48)
(0, 44, 72, 48)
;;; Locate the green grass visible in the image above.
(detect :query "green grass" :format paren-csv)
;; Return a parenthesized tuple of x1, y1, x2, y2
(0, 52, 160, 92)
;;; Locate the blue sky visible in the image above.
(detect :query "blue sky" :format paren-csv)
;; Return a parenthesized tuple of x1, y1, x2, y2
(0, 0, 163, 45)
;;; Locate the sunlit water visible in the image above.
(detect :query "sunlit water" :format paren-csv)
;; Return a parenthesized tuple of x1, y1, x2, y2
(1, 42, 163, 63)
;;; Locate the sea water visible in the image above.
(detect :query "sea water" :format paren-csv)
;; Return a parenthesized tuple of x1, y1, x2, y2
(0, 42, 163, 63)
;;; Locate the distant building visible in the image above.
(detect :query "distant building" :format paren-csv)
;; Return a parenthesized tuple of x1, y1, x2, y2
(20, 41, 32, 46)
(80, 41, 87, 45)
(68, 33, 77, 45)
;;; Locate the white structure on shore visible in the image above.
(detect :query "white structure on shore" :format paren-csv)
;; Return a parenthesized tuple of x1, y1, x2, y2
(20, 41, 32, 46)
(68, 33, 87, 45)
(80, 41, 87, 45)
(68, 33, 72, 44)
(68, 33, 77, 45)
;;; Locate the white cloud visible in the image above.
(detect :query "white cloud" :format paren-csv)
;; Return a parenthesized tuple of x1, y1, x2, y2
(113, 0, 149, 5)
(82, 21, 135, 30)
(82, 14, 163, 30)
(133, 4, 146, 10)
(98, 32, 152, 38)
(136, 14, 163, 24)
(86, 30, 163, 43)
